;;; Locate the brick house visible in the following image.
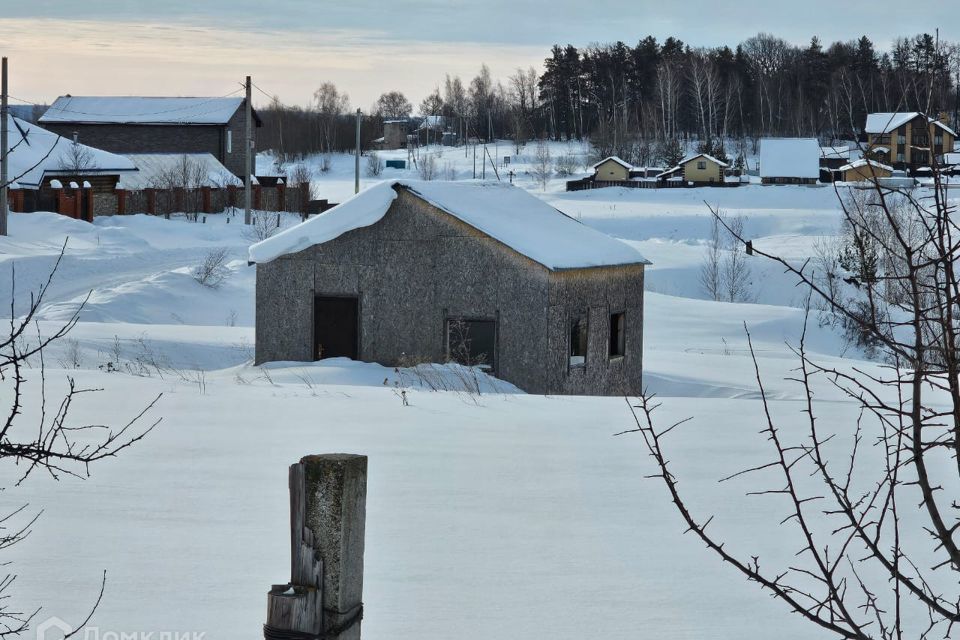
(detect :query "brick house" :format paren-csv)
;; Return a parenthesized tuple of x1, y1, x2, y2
(249, 180, 648, 396)
(39, 96, 261, 178)
(864, 112, 956, 173)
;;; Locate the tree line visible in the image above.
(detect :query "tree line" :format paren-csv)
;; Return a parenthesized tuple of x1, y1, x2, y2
(256, 31, 960, 167)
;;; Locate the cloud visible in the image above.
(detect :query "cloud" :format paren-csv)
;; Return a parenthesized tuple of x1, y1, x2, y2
(1, 18, 544, 107)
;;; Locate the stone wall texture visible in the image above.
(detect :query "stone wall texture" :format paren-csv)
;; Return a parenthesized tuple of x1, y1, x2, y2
(255, 186, 644, 396)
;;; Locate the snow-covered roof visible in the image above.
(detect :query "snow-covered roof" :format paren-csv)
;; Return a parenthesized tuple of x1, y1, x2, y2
(417, 115, 445, 130)
(255, 155, 283, 178)
(864, 112, 957, 137)
(820, 146, 849, 160)
(681, 153, 729, 168)
(591, 156, 633, 171)
(249, 180, 650, 270)
(40, 96, 247, 125)
(3, 115, 137, 189)
(943, 152, 960, 165)
(838, 158, 893, 172)
(759, 138, 820, 179)
(118, 154, 241, 190)
(655, 166, 681, 179)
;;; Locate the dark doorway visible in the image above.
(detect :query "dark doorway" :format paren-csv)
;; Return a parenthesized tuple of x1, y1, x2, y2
(447, 318, 497, 371)
(314, 296, 359, 360)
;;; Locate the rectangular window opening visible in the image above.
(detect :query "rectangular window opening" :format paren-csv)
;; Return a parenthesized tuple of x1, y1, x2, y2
(227, 130, 233, 154)
(609, 312, 625, 358)
(569, 317, 587, 367)
(447, 319, 496, 372)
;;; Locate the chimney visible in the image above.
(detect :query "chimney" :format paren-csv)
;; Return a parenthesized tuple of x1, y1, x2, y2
(72, 131, 78, 144)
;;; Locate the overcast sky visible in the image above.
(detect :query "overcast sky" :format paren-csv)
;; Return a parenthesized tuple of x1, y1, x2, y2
(1, 1, 956, 111)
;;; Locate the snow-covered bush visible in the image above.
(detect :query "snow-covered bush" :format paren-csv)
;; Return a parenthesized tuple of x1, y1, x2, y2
(418, 153, 437, 181)
(242, 211, 279, 243)
(553, 153, 580, 177)
(192, 248, 231, 289)
(442, 161, 457, 181)
(366, 152, 384, 177)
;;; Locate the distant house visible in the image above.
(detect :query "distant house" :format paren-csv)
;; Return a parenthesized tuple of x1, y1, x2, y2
(657, 153, 728, 185)
(819, 146, 851, 182)
(819, 146, 850, 169)
(591, 156, 633, 182)
(836, 158, 893, 183)
(760, 138, 820, 184)
(864, 112, 956, 172)
(2, 114, 137, 216)
(249, 180, 649, 396)
(378, 120, 409, 150)
(39, 96, 261, 178)
(3, 115, 136, 191)
(943, 152, 960, 176)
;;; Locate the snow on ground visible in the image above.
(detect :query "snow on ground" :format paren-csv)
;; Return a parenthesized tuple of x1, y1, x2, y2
(3, 151, 953, 639)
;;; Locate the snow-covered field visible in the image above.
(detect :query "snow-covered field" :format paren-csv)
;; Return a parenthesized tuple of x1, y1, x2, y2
(3, 149, 942, 639)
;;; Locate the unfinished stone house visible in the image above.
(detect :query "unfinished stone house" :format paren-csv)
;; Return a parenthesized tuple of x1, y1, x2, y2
(250, 180, 648, 396)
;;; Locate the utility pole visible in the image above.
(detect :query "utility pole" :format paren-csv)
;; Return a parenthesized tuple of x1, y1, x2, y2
(244, 75, 252, 226)
(0, 57, 8, 236)
(354, 108, 361, 194)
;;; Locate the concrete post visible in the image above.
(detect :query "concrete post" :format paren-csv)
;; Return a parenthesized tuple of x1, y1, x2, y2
(265, 454, 367, 640)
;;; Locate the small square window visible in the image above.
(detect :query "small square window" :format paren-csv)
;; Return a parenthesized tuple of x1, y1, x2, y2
(609, 312, 625, 358)
(697, 161, 706, 170)
(570, 317, 587, 367)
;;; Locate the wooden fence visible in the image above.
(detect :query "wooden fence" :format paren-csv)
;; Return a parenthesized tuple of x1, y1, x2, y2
(566, 177, 743, 192)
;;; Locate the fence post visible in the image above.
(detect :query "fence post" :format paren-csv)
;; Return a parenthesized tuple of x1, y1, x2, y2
(265, 454, 367, 640)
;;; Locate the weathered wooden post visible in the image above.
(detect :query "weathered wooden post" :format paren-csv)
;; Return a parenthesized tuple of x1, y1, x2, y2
(265, 454, 367, 640)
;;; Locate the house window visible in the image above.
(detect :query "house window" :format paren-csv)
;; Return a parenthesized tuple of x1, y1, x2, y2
(697, 160, 706, 170)
(897, 152, 905, 163)
(609, 312, 625, 358)
(897, 134, 906, 145)
(447, 318, 496, 371)
(227, 130, 233, 154)
(569, 317, 587, 367)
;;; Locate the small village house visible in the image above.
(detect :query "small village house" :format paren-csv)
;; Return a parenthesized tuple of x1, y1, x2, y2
(39, 96, 261, 178)
(590, 156, 633, 182)
(819, 146, 850, 181)
(760, 138, 820, 184)
(377, 120, 409, 150)
(3, 114, 137, 217)
(656, 153, 728, 185)
(249, 180, 648, 396)
(836, 158, 893, 183)
(864, 112, 956, 172)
